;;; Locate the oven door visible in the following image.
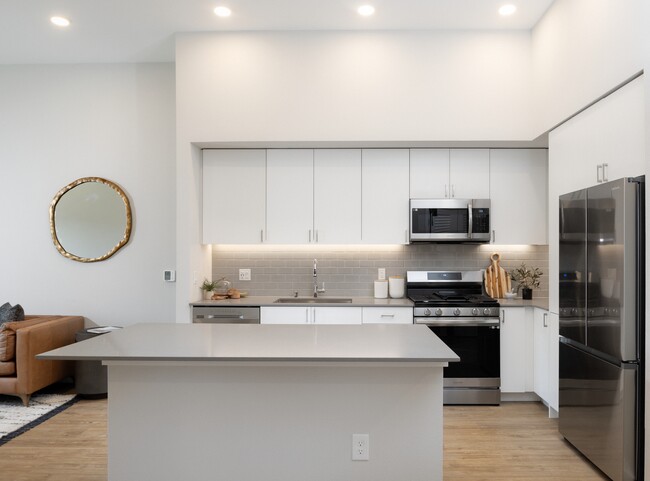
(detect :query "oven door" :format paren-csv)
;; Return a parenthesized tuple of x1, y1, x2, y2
(420, 317, 500, 403)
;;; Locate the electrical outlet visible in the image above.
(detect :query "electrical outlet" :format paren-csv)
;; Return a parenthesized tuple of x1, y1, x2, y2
(378, 268, 386, 280)
(239, 269, 251, 281)
(352, 434, 369, 461)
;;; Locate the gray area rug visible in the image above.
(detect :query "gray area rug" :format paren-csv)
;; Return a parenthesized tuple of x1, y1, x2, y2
(0, 393, 78, 446)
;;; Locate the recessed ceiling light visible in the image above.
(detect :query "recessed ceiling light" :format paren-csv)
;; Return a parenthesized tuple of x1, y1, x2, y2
(214, 6, 232, 17)
(50, 16, 70, 27)
(498, 4, 517, 16)
(358, 5, 375, 16)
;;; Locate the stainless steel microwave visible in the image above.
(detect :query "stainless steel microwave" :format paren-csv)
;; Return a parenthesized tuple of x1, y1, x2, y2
(410, 199, 491, 243)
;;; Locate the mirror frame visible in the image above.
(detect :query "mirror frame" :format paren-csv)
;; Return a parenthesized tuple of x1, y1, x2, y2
(49, 177, 133, 263)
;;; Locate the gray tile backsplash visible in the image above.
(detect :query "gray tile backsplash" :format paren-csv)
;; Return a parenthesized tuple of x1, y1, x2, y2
(212, 244, 549, 299)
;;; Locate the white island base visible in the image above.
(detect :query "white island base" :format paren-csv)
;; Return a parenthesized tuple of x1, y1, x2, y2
(39, 324, 456, 481)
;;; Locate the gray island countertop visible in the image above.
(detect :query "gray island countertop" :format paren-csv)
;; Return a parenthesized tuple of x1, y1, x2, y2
(38, 323, 459, 363)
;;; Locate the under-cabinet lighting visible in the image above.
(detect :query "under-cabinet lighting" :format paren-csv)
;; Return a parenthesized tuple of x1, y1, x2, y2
(214, 6, 232, 17)
(498, 4, 517, 16)
(50, 16, 70, 27)
(358, 5, 375, 16)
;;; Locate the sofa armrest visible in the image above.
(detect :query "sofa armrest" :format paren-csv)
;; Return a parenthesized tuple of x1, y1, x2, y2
(15, 316, 84, 394)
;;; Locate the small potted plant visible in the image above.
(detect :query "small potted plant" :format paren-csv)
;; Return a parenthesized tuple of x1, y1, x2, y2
(200, 279, 218, 300)
(510, 263, 542, 300)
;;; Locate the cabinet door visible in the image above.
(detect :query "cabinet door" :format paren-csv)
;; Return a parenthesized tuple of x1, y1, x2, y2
(266, 149, 314, 244)
(449, 149, 490, 199)
(361, 149, 410, 244)
(313, 149, 362, 244)
(547, 312, 559, 412)
(533, 308, 550, 402)
(362, 307, 413, 324)
(260, 307, 310, 324)
(313, 307, 362, 325)
(202, 149, 266, 244)
(500, 308, 529, 393)
(409, 149, 449, 198)
(490, 149, 548, 245)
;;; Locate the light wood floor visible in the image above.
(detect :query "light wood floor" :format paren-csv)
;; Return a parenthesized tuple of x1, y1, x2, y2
(0, 400, 607, 480)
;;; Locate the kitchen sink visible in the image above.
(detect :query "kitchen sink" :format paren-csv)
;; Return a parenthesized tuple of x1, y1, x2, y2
(274, 298, 353, 304)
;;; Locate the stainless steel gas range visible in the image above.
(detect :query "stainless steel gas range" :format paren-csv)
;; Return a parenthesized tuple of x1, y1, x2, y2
(407, 270, 501, 405)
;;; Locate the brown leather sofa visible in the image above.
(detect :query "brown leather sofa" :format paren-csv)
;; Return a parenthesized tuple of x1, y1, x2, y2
(0, 315, 84, 405)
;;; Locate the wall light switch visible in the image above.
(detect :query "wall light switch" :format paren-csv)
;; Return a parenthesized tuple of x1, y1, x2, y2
(239, 269, 251, 281)
(164, 270, 176, 282)
(378, 268, 386, 280)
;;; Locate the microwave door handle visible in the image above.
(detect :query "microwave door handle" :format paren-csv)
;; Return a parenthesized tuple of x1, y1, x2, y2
(467, 202, 473, 239)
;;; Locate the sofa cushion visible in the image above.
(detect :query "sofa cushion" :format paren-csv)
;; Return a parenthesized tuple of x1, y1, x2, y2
(0, 360, 16, 376)
(0, 317, 56, 362)
(0, 303, 25, 323)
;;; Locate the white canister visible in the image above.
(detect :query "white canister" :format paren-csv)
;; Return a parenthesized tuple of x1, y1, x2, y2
(389, 276, 405, 298)
(374, 280, 388, 299)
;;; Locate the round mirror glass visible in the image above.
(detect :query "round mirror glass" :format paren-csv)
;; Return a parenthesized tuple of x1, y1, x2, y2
(50, 177, 132, 262)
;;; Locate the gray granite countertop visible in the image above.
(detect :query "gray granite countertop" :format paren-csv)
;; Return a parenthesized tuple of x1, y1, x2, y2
(497, 297, 549, 310)
(190, 296, 414, 308)
(38, 323, 458, 363)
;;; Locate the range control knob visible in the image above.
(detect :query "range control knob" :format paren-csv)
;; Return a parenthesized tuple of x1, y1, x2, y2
(453, 308, 461, 316)
(435, 308, 443, 316)
(471, 308, 479, 316)
(483, 308, 491, 315)
(424, 308, 431, 316)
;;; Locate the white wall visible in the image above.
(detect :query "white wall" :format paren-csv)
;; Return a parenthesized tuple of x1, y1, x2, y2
(0, 63, 176, 326)
(176, 31, 534, 143)
(531, 0, 644, 134)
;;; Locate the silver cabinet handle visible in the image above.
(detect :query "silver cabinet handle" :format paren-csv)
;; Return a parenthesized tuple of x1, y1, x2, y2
(543, 312, 548, 328)
(309, 230, 312, 243)
(603, 163, 608, 182)
(306, 308, 310, 324)
(405, 229, 408, 243)
(445, 184, 448, 198)
(261, 229, 264, 243)
(597, 164, 603, 182)
(315, 230, 319, 242)
(313, 308, 316, 324)
(501, 310, 505, 324)
(492, 230, 496, 243)
(452, 184, 455, 197)
(380, 314, 395, 318)
(467, 202, 473, 239)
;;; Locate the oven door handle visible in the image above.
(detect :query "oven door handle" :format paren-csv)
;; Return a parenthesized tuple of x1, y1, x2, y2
(415, 317, 500, 327)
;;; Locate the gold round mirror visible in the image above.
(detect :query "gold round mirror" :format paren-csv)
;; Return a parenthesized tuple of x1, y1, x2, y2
(50, 177, 132, 263)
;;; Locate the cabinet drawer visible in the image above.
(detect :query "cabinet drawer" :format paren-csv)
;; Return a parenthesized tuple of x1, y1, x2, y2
(362, 307, 413, 324)
(260, 307, 309, 324)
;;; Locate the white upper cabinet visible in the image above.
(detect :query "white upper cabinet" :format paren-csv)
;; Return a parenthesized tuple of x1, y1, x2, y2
(202, 149, 266, 244)
(490, 149, 548, 245)
(410, 149, 450, 198)
(362, 149, 410, 244)
(449, 149, 490, 199)
(313, 149, 362, 244)
(266, 149, 314, 244)
(410, 149, 490, 199)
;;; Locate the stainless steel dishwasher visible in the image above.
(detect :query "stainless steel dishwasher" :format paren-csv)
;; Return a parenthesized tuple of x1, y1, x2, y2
(192, 306, 260, 324)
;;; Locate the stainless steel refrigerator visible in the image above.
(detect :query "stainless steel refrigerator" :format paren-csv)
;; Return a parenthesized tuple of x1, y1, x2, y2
(559, 176, 645, 481)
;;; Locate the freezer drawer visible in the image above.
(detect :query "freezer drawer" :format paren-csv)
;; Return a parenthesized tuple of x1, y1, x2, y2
(559, 340, 638, 481)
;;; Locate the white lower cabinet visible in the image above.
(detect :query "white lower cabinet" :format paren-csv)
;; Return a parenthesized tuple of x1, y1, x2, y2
(362, 307, 413, 324)
(533, 308, 559, 413)
(260, 306, 362, 325)
(499, 307, 533, 393)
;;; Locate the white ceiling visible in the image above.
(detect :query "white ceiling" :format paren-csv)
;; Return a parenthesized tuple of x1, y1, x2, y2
(0, 0, 555, 64)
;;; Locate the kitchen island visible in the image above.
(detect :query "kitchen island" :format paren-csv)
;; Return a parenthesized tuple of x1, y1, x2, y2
(39, 323, 458, 481)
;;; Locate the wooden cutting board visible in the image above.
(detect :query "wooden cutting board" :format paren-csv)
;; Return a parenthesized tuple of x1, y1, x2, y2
(485, 253, 511, 298)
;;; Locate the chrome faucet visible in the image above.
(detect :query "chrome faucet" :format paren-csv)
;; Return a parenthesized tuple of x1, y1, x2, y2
(313, 259, 325, 298)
